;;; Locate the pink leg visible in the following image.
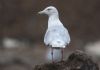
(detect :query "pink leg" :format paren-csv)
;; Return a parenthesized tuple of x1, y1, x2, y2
(51, 47, 54, 63)
(61, 48, 64, 61)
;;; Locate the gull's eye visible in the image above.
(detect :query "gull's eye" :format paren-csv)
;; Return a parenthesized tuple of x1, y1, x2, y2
(47, 9, 51, 11)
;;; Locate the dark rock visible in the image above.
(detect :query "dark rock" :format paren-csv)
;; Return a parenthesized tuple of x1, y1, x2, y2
(34, 50, 99, 70)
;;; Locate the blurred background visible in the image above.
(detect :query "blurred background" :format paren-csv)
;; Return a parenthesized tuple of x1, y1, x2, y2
(0, 0, 100, 70)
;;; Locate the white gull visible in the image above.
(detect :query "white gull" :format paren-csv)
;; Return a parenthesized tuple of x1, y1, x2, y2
(38, 6, 70, 62)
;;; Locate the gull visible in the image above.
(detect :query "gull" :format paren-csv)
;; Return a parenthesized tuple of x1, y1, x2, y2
(38, 6, 70, 62)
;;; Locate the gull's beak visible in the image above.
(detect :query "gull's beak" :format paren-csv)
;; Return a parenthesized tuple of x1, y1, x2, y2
(38, 10, 45, 14)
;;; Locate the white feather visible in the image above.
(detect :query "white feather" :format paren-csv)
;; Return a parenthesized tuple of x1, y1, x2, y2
(39, 6, 70, 48)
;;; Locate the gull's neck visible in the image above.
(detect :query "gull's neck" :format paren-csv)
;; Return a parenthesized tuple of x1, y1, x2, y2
(48, 15, 63, 28)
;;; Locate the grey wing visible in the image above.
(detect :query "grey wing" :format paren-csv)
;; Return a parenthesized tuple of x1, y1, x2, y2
(44, 29, 53, 45)
(44, 26, 70, 46)
(61, 27, 71, 45)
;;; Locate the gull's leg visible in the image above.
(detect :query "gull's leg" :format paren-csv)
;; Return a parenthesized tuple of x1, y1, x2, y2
(51, 47, 54, 63)
(61, 48, 64, 61)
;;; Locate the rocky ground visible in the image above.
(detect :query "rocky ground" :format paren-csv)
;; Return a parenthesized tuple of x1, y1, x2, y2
(34, 50, 99, 70)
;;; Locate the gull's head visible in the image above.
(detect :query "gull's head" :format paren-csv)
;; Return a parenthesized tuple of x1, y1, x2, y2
(38, 6, 59, 16)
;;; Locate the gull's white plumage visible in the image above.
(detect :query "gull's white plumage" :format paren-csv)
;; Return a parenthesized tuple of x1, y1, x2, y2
(39, 6, 70, 48)
(38, 6, 70, 62)
(44, 25, 70, 48)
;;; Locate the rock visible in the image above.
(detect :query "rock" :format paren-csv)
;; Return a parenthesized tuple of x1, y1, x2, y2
(34, 50, 99, 70)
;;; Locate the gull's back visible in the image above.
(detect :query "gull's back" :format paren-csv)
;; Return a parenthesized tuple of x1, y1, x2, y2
(44, 25, 70, 48)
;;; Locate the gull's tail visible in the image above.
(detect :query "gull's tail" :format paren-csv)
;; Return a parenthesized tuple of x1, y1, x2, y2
(50, 40, 66, 48)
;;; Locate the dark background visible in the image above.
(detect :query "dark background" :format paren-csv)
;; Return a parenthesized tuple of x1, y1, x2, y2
(0, 0, 100, 70)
